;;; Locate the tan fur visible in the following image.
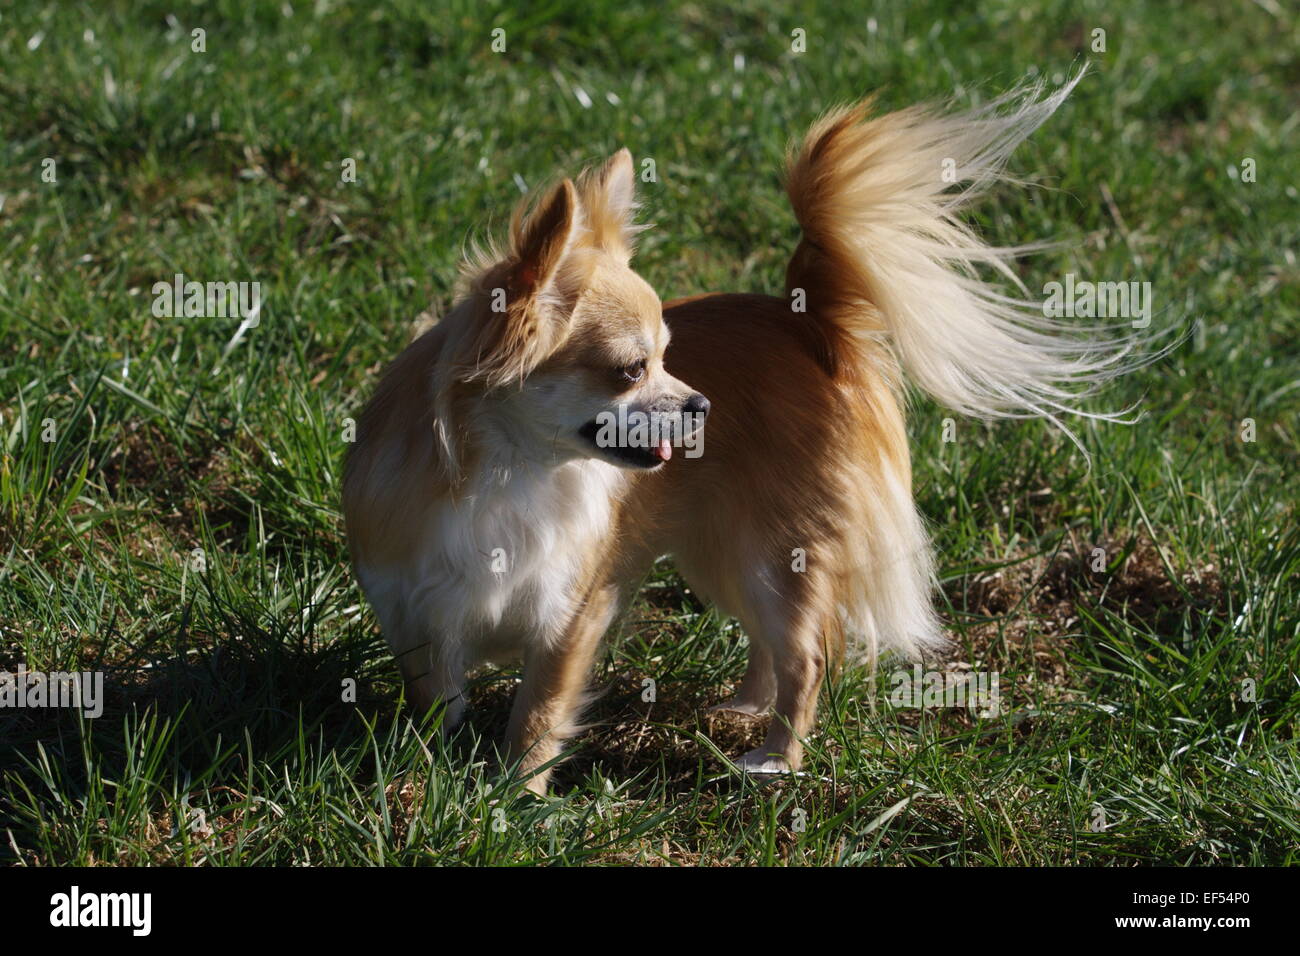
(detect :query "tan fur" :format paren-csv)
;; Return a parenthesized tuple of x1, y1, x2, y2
(344, 76, 1137, 792)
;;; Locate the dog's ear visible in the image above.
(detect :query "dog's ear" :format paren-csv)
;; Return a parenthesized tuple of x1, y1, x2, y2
(509, 177, 580, 296)
(465, 179, 586, 387)
(579, 148, 643, 258)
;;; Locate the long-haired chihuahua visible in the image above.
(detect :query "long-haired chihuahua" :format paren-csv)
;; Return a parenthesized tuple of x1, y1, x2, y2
(343, 71, 1144, 793)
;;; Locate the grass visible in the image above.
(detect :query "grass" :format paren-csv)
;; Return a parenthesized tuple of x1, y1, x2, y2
(0, 0, 1296, 865)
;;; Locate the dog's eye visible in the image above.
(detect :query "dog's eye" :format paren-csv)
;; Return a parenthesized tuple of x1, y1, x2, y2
(620, 359, 647, 384)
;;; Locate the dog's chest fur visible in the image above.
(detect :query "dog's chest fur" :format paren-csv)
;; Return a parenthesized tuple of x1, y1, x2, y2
(406, 457, 625, 659)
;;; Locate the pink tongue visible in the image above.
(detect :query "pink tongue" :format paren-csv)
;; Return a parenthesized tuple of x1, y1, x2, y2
(655, 438, 673, 462)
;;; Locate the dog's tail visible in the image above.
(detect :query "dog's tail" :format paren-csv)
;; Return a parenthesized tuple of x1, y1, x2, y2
(785, 69, 1147, 443)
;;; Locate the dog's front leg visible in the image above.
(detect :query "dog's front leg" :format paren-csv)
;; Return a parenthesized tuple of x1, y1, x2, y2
(504, 582, 619, 795)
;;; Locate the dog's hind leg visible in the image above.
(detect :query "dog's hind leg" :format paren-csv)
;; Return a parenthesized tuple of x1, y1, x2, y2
(709, 624, 776, 716)
(737, 618, 828, 774)
(731, 564, 839, 775)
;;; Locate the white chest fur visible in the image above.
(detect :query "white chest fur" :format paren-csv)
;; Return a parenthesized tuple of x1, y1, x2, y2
(380, 457, 625, 664)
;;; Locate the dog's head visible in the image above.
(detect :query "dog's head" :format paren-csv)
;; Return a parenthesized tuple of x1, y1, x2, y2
(445, 149, 708, 470)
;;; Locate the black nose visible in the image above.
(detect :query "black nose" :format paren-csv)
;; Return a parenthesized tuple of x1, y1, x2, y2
(684, 393, 710, 419)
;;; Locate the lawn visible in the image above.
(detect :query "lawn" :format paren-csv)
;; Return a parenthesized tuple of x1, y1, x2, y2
(0, 0, 1296, 865)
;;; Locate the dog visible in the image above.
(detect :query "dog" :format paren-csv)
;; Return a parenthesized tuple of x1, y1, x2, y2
(343, 71, 1143, 794)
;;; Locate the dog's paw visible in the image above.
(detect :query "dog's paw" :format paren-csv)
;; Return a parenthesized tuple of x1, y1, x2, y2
(736, 748, 791, 775)
(707, 697, 772, 717)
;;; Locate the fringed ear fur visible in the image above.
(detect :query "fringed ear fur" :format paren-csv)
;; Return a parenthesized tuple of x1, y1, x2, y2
(576, 148, 645, 259)
(452, 149, 645, 389)
(509, 177, 580, 295)
(461, 178, 588, 387)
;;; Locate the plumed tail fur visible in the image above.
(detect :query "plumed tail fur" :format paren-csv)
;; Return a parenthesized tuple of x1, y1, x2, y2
(784, 70, 1164, 667)
(785, 69, 1150, 445)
